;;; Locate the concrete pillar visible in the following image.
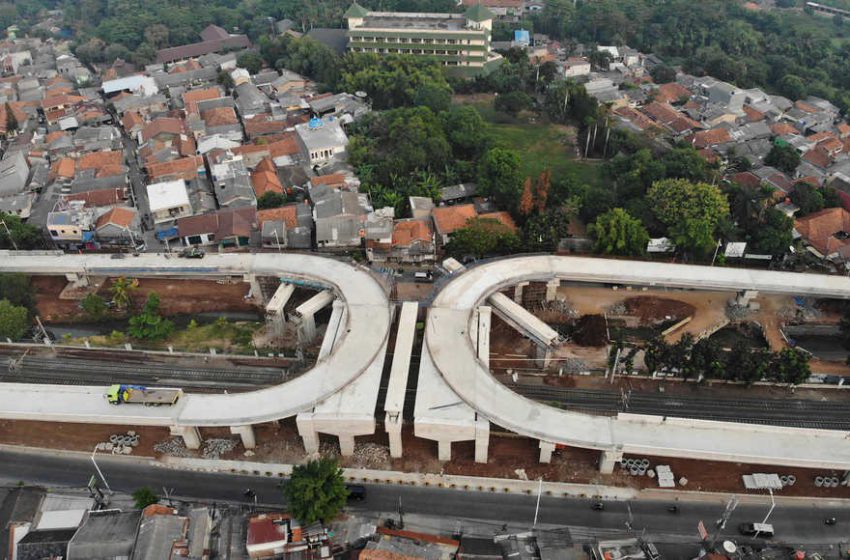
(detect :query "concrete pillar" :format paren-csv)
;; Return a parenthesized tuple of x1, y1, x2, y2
(65, 272, 89, 288)
(297, 315, 317, 344)
(170, 426, 201, 450)
(245, 274, 265, 305)
(535, 344, 553, 369)
(338, 434, 356, 457)
(386, 413, 403, 458)
(474, 418, 489, 464)
(296, 413, 319, 454)
(230, 425, 256, 449)
(599, 448, 624, 474)
(513, 282, 529, 304)
(545, 279, 560, 301)
(477, 306, 491, 369)
(539, 441, 556, 464)
(437, 440, 452, 462)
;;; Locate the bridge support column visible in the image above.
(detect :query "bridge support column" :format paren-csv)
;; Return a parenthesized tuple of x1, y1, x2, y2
(437, 440, 452, 462)
(545, 279, 560, 301)
(230, 425, 256, 449)
(474, 418, 489, 464)
(513, 282, 529, 304)
(338, 434, 356, 457)
(296, 413, 319, 454)
(539, 441, 556, 464)
(535, 344, 553, 369)
(386, 413, 403, 458)
(170, 426, 201, 450)
(599, 448, 623, 474)
(244, 274, 264, 305)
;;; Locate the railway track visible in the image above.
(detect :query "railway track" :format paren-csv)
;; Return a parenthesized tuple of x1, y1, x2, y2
(513, 384, 850, 431)
(0, 355, 287, 392)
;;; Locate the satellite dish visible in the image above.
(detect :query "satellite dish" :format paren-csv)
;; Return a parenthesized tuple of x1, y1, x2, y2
(722, 541, 737, 554)
(355, 90, 368, 98)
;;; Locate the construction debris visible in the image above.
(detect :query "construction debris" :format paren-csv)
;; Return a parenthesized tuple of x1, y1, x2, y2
(202, 438, 238, 460)
(154, 438, 191, 457)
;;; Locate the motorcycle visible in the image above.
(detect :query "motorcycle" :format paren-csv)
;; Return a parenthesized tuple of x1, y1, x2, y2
(667, 505, 679, 514)
(592, 501, 605, 511)
(826, 517, 837, 526)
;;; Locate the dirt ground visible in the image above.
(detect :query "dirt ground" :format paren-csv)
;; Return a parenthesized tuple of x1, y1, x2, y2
(3, 418, 848, 498)
(31, 275, 259, 322)
(394, 282, 434, 302)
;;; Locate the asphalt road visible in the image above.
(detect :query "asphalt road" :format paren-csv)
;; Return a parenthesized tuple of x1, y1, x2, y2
(0, 448, 847, 550)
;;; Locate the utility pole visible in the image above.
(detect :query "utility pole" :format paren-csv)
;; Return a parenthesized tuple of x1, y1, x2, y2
(91, 445, 113, 495)
(708, 495, 738, 550)
(532, 477, 543, 528)
(0, 219, 18, 250)
(397, 496, 405, 529)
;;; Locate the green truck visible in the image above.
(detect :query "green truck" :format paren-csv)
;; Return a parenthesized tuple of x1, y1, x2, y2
(106, 384, 183, 406)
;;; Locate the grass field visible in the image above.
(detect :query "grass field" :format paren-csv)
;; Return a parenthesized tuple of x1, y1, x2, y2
(457, 96, 603, 187)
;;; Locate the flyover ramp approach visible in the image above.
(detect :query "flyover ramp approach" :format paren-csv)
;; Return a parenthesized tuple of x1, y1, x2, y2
(425, 255, 850, 470)
(0, 252, 392, 437)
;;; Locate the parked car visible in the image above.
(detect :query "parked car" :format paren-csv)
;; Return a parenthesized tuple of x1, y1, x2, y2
(738, 522, 774, 537)
(346, 484, 366, 501)
(179, 247, 205, 259)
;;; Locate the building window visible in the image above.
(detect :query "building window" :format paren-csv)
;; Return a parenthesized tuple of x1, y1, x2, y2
(49, 229, 58, 237)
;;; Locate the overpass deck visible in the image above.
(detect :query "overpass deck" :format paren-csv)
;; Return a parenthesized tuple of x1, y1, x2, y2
(427, 255, 850, 469)
(0, 253, 391, 428)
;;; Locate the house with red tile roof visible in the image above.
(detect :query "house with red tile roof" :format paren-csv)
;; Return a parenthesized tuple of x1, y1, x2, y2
(250, 159, 284, 198)
(146, 155, 205, 182)
(95, 206, 140, 246)
(655, 82, 691, 104)
(687, 128, 732, 149)
(431, 203, 477, 245)
(795, 207, 850, 260)
(183, 86, 223, 115)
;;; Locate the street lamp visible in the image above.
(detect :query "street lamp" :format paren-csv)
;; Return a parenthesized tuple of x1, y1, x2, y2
(91, 445, 113, 495)
(754, 488, 775, 539)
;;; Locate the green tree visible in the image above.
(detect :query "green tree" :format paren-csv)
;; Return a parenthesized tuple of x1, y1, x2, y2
(764, 143, 801, 174)
(588, 207, 649, 256)
(283, 458, 348, 524)
(0, 273, 34, 311)
(770, 347, 811, 385)
(110, 277, 138, 311)
(477, 147, 523, 210)
(257, 191, 287, 209)
(643, 337, 670, 375)
(521, 208, 573, 251)
(494, 90, 533, 116)
(778, 74, 807, 100)
(237, 51, 264, 74)
(132, 487, 158, 509)
(128, 292, 174, 340)
(446, 217, 520, 258)
(0, 212, 45, 249)
(217, 70, 235, 94)
(81, 293, 108, 321)
(441, 105, 489, 160)
(413, 82, 452, 113)
(647, 179, 730, 255)
(650, 64, 677, 84)
(0, 299, 29, 340)
(789, 183, 825, 215)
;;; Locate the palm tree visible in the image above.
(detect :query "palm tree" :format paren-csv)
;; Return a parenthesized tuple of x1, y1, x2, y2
(110, 277, 138, 311)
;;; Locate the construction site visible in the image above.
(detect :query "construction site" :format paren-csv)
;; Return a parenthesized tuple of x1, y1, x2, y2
(3, 252, 850, 500)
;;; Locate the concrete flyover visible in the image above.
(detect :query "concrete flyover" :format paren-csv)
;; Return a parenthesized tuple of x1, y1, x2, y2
(0, 252, 392, 451)
(424, 255, 850, 471)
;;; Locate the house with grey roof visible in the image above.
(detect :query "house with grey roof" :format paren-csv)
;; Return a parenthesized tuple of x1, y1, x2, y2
(67, 510, 141, 560)
(0, 151, 30, 197)
(131, 512, 188, 560)
(309, 182, 371, 248)
(234, 81, 271, 119)
(209, 151, 256, 208)
(295, 117, 349, 166)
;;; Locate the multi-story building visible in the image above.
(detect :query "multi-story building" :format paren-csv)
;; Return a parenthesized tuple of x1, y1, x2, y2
(345, 2, 502, 76)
